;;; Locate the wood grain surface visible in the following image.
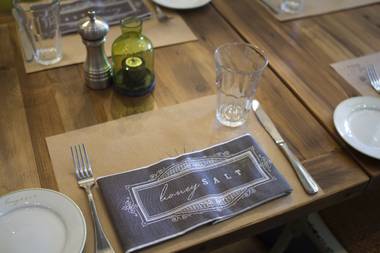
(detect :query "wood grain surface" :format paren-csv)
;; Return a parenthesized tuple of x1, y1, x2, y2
(46, 94, 367, 253)
(0, 3, 372, 252)
(213, 0, 380, 186)
(212, 1, 380, 251)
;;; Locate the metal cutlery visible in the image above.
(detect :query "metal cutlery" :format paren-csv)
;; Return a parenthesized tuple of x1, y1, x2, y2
(252, 100, 320, 195)
(154, 4, 171, 22)
(71, 144, 115, 253)
(367, 64, 380, 93)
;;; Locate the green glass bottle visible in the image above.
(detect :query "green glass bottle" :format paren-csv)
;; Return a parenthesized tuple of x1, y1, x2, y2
(112, 17, 155, 96)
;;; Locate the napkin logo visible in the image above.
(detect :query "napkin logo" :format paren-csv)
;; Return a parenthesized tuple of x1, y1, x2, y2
(122, 147, 276, 226)
(159, 182, 200, 202)
(159, 169, 244, 203)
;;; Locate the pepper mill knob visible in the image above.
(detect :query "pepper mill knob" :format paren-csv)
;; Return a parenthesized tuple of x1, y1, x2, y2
(88, 10, 95, 20)
(78, 10, 112, 89)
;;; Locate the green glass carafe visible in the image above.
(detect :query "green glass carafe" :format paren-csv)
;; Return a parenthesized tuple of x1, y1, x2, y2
(111, 17, 155, 96)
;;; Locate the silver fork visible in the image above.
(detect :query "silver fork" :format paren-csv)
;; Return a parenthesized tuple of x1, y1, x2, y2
(71, 144, 115, 253)
(367, 64, 380, 93)
(154, 5, 171, 22)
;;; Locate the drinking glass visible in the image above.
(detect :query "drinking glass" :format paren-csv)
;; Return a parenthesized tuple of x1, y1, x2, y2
(215, 42, 268, 127)
(13, 0, 62, 65)
(281, 0, 304, 13)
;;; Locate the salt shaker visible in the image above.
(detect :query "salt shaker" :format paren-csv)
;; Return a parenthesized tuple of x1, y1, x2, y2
(78, 11, 112, 89)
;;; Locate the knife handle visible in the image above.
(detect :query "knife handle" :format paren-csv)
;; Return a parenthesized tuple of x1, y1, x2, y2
(279, 142, 319, 195)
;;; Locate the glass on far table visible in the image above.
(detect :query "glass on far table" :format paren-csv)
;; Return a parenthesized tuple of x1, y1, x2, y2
(13, 0, 62, 65)
(281, 0, 304, 14)
(214, 42, 268, 127)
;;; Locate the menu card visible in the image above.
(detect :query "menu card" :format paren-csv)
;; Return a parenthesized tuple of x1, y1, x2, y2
(97, 134, 292, 252)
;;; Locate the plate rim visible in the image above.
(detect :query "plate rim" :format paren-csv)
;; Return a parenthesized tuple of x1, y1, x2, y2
(152, 0, 212, 10)
(333, 96, 380, 159)
(0, 188, 86, 253)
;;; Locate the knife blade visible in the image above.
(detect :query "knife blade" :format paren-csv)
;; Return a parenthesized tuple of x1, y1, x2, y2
(252, 100, 319, 195)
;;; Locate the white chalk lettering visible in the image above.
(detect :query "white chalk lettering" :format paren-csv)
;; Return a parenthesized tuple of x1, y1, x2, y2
(213, 177, 221, 184)
(160, 183, 200, 202)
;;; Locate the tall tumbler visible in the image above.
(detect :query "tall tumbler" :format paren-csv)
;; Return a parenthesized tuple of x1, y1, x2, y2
(13, 0, 62, 65)
(215, 43, 268, 127)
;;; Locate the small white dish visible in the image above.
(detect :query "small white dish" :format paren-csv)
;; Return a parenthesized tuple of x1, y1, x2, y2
(0, 188, 86, 253)
(152, 0, 211, 9)
(334, 96, 380, 159)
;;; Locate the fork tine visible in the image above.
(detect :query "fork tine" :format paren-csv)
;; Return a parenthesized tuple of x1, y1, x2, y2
(75, 145, 86, 179)
(370, 65, 375, 76)
(371, 64, 378, 76)
(80, 144, 90, 178)
(372, 66, 380, 86)
(70, 146, 81, 179)
(368, 65, 374, 81)
(78, 145, 86, 178)
(71, 144, 96, 179)
(82, 144, 93, 177)
(367, 65, 380, 90)
(78, 144, 89, 178)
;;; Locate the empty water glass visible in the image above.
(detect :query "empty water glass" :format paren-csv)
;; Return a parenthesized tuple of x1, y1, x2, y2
(13, 0, 62, 65)
(281, 0, 304, 13)
(215, 43, 268, 127)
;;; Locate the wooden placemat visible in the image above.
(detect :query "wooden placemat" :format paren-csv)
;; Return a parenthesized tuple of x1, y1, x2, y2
(260, 0, 380, 21)
(46, 95, 323, 253)
(23, 13, 197, 73)
(331, 52, 380, 97)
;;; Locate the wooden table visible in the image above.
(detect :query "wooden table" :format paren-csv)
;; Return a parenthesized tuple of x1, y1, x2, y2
(212, 1, 380, 251)
(0, 2, 375, 252)
(213, 0, 380, 188)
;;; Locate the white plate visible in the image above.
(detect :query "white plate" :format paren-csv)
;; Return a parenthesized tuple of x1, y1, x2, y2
(0, 188, 86, 253)
(152, 0, 211, 9)
(334, 96, 380, 159)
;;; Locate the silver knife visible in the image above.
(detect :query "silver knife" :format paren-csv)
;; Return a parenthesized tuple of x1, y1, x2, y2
(252, 100, 319, 195)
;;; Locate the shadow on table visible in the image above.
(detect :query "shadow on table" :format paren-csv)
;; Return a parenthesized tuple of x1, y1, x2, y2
(110, 91, 155, 119)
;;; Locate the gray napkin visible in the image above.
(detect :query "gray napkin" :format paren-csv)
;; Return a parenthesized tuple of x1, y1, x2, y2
(97, 134, 292, 253)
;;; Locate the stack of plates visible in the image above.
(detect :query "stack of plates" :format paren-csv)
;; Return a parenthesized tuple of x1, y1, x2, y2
(0, 188, 86, 253)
